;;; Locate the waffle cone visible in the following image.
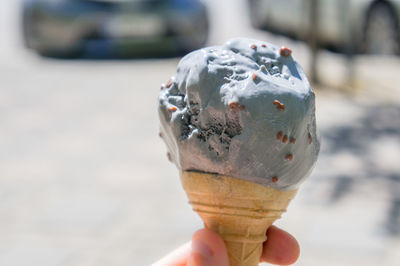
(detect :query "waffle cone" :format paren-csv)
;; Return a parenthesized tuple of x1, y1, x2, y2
(180, 171, 297, 266)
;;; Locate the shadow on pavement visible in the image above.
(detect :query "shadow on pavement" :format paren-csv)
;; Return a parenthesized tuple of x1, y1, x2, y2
(36, 49, 188, 61)
(322, 104, 400, 235)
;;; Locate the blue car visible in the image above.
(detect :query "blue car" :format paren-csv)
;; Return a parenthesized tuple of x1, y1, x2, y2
(22, 0, 209, 57)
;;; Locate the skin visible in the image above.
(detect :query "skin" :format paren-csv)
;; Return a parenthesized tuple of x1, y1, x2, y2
(152, 225, 300, 266)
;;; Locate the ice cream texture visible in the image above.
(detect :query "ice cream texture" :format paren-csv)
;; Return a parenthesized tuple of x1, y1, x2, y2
(158, 38, 320, 190)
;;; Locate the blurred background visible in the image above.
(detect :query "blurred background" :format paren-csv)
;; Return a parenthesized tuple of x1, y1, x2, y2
(1, 0, 400, 265)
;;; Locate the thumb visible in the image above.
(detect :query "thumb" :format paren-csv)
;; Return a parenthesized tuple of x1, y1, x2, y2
(187, 228, 229, 266)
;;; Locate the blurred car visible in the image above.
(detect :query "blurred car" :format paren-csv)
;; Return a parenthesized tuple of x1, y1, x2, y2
(22, 0, 209, 57)
(248, 0, 400, 55)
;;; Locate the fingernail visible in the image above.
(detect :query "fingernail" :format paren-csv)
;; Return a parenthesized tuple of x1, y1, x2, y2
(192, 237, 214, 258)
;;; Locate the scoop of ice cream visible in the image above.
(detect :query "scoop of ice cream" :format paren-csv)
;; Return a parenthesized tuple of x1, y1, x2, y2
(158, 38, 320, 190)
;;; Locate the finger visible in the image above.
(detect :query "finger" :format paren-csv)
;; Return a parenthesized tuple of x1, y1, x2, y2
(151, 242, 191, 266)
(260, 225, 300, 265)
(187, 228, 229, 266)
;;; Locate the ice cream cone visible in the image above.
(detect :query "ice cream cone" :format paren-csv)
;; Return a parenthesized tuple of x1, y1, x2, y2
(180, 171, 298, 266)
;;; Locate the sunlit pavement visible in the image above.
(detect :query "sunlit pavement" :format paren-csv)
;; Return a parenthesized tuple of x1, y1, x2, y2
(1, 1, 400, 266)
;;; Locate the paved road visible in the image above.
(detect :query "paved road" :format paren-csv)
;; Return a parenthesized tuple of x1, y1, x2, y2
(1, 1, 400, 266)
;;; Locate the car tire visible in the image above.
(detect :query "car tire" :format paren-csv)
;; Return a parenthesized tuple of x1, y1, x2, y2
(364, 2, 399, 55)
(36, 47, 83, 59)
(22, 5, 83, 58)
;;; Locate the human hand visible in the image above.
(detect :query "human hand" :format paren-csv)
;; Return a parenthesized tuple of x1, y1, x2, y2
(152, 225, 300, 266)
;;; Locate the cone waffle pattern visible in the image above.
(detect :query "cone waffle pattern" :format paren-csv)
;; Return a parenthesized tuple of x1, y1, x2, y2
(180, 171, 297, 266)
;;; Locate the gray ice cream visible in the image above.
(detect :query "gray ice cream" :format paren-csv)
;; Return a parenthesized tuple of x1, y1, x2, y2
(158, 38, 320, 190)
